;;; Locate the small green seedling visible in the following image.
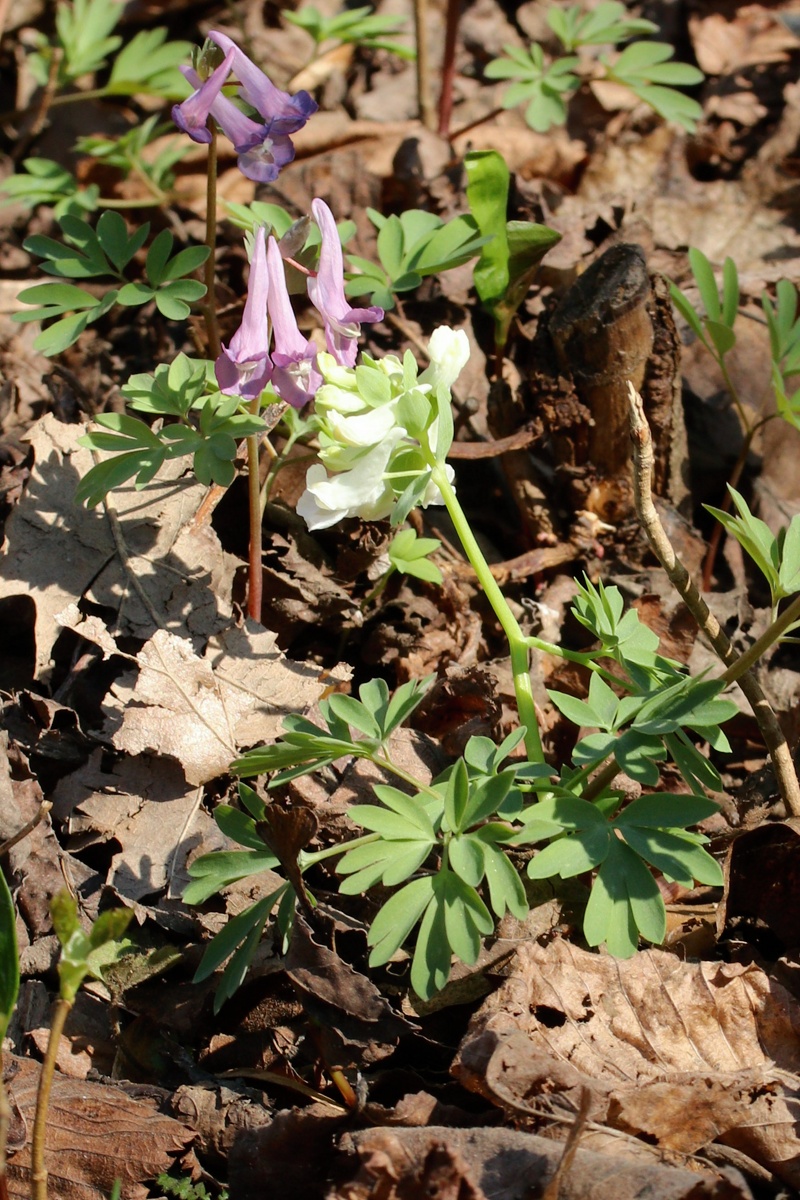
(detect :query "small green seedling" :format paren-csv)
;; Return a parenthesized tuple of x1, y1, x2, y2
(764, 280, 800, 431)
(283, 5, 413, 60)
(346, 208, 490, 312)
(0, 158, 99, 218)
(705, 488, 800, 624)
(30, 893, 133, 1200)
(486, 1, 703, 134)
(27, 0, 190, 99)
(75, 354, 267, 503)
(75, 116, 191, 199)
(16, 216, 209, 355)
(465, 150, 561, 356)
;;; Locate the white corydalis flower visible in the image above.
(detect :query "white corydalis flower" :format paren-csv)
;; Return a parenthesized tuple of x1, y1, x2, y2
(297, 432, 404, 530)
(297, 325, 470, 531)
(421, 327, 470, 390)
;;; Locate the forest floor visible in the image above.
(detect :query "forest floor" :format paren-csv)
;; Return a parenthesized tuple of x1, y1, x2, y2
(1, 0, 800, 1198)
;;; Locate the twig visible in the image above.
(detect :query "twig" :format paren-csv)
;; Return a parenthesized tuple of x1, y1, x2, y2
(0, 802, 51, 856)
(412, 0, 435, 129)
(540, 1087, 592, 1200)
(437, 0, 461, 137)
(100, 483, 167, 632)
(12, 48, 62, 162)
(628, 384, 800, 815)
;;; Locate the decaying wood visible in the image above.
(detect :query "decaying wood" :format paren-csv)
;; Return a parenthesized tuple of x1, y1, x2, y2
(523, 244, 687, 526)
(550, 243, 654, 484)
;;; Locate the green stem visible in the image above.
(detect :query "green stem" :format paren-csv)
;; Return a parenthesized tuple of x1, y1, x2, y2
(95, 197, 163, 209)
(361, 568, 395, 610)
(130, 160, 169, 207)
(582, 757, 620, 801)
(717, 354, 750, 434)
(524, 635, 621, 687)
(431, 464, 544, 763)
(50, 86, 113, 106)
(721, 590, 800, 685)
(31, 997, 72, 1200)
(370, 751, 443, 799)
(302, 832, 378, 867)
(201, 125, 222, 360)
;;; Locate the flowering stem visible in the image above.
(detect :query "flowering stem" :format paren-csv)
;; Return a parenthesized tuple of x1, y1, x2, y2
(246, 415, 263, 622)
(431, 463, 544, 763)
(202, 124, 222, 360)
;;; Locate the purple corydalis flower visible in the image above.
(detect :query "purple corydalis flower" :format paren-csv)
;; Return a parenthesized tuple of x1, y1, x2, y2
(179, 65, 297, 183)
(215, 226, 272, 400)
(308, 199, 384, 368)
(172, 48, 235, 145)
(208, 30, 317, 132)
(267, 236, 322, 409)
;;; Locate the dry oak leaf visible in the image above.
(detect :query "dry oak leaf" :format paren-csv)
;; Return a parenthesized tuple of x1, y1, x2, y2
(5, 1054, 193, 1200)
(453, 941, 800, 1188)
(51, 748, 220, 904)
(689, 8, 800, 74)
(0, 415, 238, 677)
(103, 621, 350, 785)
(331, 1125, 749, 1200)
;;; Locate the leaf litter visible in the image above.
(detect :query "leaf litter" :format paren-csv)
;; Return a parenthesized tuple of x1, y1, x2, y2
(2, 0, 800, 1196)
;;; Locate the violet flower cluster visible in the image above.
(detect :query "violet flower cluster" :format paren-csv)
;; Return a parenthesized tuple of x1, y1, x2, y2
(172, 30, 318, 183)
(214, 202, 383, 409)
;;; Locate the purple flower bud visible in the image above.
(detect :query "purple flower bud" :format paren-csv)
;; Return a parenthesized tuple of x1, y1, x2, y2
(215, 227, 273, 401)
(266, 236, 322, 409)
(208, 31, 317, 131)
(308, 199, 384, 367)
(172, 49, 235, 144)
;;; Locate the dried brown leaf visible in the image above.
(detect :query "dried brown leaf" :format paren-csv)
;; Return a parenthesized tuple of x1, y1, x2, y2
(285, 918, 415, 1066)
(5, 1055, 193, 1200)
(453, 942, 800, 1187)
(0, 416, 238, 679)
(102, 622, 350, 785)
(330, 1125, 748, 1200)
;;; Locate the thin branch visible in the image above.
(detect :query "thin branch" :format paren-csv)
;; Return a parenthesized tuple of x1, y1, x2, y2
(100, 483, 167, 632)
(627, 384, 800, 816)
(12, 48, 62, 161)
(412, 0, 435, 129)
(437, 0, 460, 137)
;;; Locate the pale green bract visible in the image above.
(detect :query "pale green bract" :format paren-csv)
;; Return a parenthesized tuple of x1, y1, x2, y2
(297, 326, 468, 530)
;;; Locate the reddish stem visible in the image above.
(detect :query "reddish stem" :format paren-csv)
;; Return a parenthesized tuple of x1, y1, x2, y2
(246, 421, 263, 622)
(437, 0, 461, 138)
